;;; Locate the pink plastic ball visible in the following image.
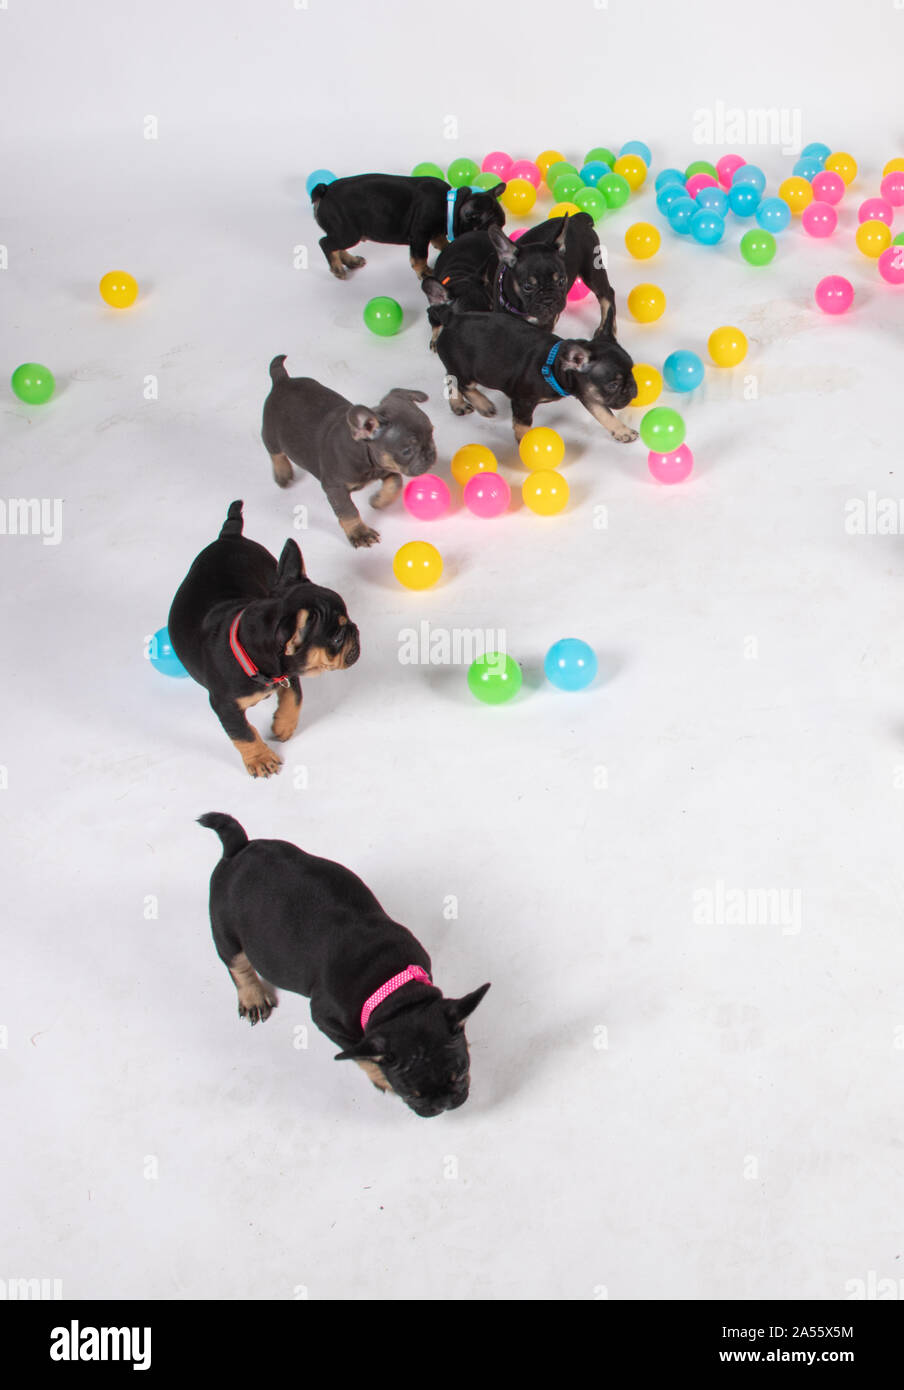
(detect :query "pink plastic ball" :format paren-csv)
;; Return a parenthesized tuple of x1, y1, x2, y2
(716, 154, 746, 189)
(463, 471, 511, 518)
(482, 150, 513, 179)
(814, 275, 854, 314)
(403, 473, 451, 520)
(801, 201, 837, 238)
(648, 444, 693, 484)
(508, 228, 527, 241)
(878, 245, 904, 285)
(686, 173, 717, 199)
(880, 172, 904, 207)
(811, 170, 844, 205)
(567, 276, 591, 302)
(858, 197, 894, 226)
(509, 159, 541, 188)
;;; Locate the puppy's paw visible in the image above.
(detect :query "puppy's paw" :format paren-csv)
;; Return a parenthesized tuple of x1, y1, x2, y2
(450, 399, 474, 416)
(347, 522, 381, 548)
(329, 264, 349, 281)
(242, 746, 284, 778)
(343, 254, 366, 269)
(270, 713, 299, 743)
(238, 985, 278, 1026)
(612, 425, 639, 444)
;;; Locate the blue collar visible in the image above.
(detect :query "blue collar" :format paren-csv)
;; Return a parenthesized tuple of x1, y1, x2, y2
(446, 188, 458, 242)
(541, 342, 570, 398)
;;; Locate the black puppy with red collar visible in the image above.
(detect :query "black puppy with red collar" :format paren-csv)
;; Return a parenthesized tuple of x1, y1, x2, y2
(168, 501, 359, 778)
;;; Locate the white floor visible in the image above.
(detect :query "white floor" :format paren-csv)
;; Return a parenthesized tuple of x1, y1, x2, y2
(2, 1, 904, 1301)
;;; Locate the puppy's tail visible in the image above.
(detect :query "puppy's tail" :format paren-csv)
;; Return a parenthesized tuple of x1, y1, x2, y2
(198, 813, 249, 859)
(219, 500, 244, 539)
(269, 354, 289, 384)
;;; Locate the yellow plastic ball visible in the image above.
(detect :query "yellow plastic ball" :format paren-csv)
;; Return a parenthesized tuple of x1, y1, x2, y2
(99, 270, 139, 308)
(825, 151, 857, 185)
(518, 426, 565, 471)
(707, 325, 748, 368)
(500, 178, 537, 216)
(522, 469, 569, 516)
(778, 177, 813, 215)
(883, 157, 904, 177)
(536, 149, 567, 180)
(613, 154, 647, 190)
(629, 363, 662, 406)
(624, 221, 661, 259)
(548, 200, 581, 219)
(627, 283, 666, 323)
(393, 541, 443, 590)
(855, 219, 891, 258)
(451, 443, 498, 488)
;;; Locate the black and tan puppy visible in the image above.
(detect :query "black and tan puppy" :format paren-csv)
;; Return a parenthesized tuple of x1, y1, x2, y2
(426, 213, 616, 334)
(263, 355, 437, 548)
(426, 290, 638, 444)
(168, 502, 359, 778)
(199, 813, 490, 1118)
(311, 173, 505, 279)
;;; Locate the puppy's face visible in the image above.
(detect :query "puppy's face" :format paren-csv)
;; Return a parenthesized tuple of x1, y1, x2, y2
(280, 583, 360, 676)
(559, 315, 636, 411)
(489, 222, 569, 328)
(457, 184, 506, 235)
(347, 389, 437, 476)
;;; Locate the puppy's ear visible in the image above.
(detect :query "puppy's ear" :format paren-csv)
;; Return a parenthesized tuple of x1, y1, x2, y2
(282, 608, 309, 656)
(553, 216, 569, 253)
(594, 303, 616, 339)
(442, 982, 491, 1028)
(490, 182, 506, 198)
(334, 1036, 386, 1062)
(275, 538, 308, 586)
(422, 275, 450, 306)
(381, 387, 429, 405)
(488, 223, 519, 267)
(346, 406, 384, 441)
(559, 342, 593, 374)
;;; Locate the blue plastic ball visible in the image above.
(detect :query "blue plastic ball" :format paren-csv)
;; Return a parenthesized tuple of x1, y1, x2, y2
(696, 185, 729, 216)
(655, 167, 686, 191)
(729, 182, 761, 217)
(756, 196, 792, 233)
(579, 160, 610, 188)
(793, 157, 822, 180)
(544, 638, 598, 692)
(731, 163, 766, 194)
(663, 350, 704, 393)
(305, 168, 337, 197)
(619, 140, 652, 166)
(149, 626, 189, 679)
(689, 209, 725, 245)
(656, 183, 689, 215)
(801, 142, 831, 162)
(667, 196, 698, 233)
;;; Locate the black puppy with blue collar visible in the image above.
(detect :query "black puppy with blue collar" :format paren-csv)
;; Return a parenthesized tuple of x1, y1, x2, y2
(425, 289, 638, 444)
(311, 173, 506, 279)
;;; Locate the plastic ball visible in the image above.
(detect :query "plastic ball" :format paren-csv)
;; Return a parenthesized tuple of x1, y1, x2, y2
(544, 638, 598, 691)
(648, 444, 694, 485)
(802, 142, 832, 162)
(894, 233, 904, 247)
(619, 140, 652, 166)
(708, 325, 747, 367)
(613, 154, 647, 190)
(447, 158, 479, 188)
(411, 161, 445, 179)
(728, 183, 761, 217)
(500, 178, 537, 216)
(548, 201, 581, 219)
(685, 160, 718, 181)
(305, 168, 336, 195)
(472, 172, 503, 190)
(740, 229, 776, 266)
(10, 362, 55, 405)
(584, 147, 616, 169)
(814, 275, 854, 314)
(546, 161, 579, 187)
(567, 277, 591, 302)
(880, 172, 904, 206)
(627, 283, 666, 322)
(811, 170, 845, 205)
(858, 197, 893, 226)
(856, 220, 892, 258)
(519, 426, 565, 470)
(467, 652, 522, 705)
(884, 158, 904, 176)
(451, 443, 497, 487)
(599, 173, 631, 208)
(640, 406, 685, 451)
(756, 196, 792, 232)
(536, 150, 567, 178)
(630, 364, 662, 406)
(716, 154, 746, 188)
(552, 173, 585, 203)
(731, 164, 766, 194)
(508, 159, 541, 188)
(655, 167, 686, 191)
(663, 350, 703, 393)
(99, 270, 139, 308)
(657, 183, 690, 215)
(403, 474, 451, 521)
(573, 186, 607, 220)
(801, 201, 837, 237)
(686, 173, 717, 200)
(393, 541, 443, 590)
(667, 196, 699, 233)
(148, 626, 189, 678)
(363, 296, 403, 336)
(580, 161, 612, 188)
(793, 157, 823, 181)
(463, 471, 510, 518)
(624, 221, 661, 258)
(481, 151, 513, 178)
(690, 209, 725, 245)
(824, 152, 857, 185)
(878, 246, 904, 285)
(522, 469, 569, 515)
(696, 186, 729, 216)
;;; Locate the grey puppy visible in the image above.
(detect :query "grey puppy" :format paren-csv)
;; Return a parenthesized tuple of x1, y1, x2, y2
(262, 355, 437, 547)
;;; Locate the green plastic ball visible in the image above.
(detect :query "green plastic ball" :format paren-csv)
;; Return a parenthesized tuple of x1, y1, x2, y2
(573, 186, 607, 220)
(412, 161, 445, 179)
(11, 362, 55, 405)
(640, 406, 686, 452)
(546, 161, 579, 187)
(740, 228, 776, 266)
(363, 297, 403, 336)
(447, 158, 479, 188)
(599, 173, 630, 209)
(467, 652, 523, 705)
(552, 173, 585, 203)
(685, 160, 718, 180)
(472, 171, 502, 190)
(892, 232, 904, 247)
(585, 147, 616, 169)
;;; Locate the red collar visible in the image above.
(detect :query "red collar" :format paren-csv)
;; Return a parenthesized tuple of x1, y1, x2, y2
(360, 965, 432, 1030)
(228, 611, 290, 689)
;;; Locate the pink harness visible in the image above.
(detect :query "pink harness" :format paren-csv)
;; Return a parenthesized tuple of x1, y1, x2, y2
(360, 964, 431, 1030)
